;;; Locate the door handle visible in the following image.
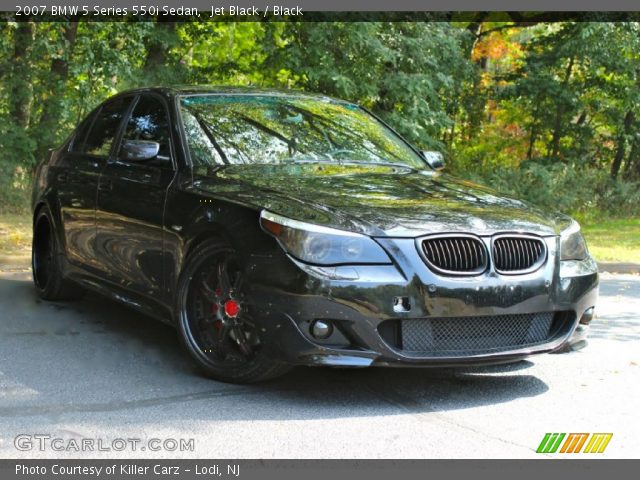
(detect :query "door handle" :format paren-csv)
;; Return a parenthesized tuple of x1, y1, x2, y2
(98, 179, 112, 192)
(57, 173, 68, 183)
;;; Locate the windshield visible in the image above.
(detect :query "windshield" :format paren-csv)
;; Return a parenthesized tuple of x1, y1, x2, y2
(179, 94, 426, 169)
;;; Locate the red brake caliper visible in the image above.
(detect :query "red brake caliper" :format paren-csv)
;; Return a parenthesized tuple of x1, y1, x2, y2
(211, 287, 240, 330)
(224, 299, 240, 318)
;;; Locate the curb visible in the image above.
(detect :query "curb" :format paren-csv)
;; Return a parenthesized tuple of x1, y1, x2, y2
(597, 262, 640, 274)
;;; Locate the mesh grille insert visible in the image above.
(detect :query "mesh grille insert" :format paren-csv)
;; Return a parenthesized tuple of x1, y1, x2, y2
(400, 312, 555, 356)
(493, 236, 546, 273)
(420, 236, 487, 274)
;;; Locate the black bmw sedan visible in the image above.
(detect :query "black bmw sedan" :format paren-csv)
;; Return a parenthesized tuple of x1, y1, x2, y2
(31, 86, 599, 383)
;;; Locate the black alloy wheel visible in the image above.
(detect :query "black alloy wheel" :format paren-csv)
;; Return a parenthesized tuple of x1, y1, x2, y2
(177, 240, 291, 383)
(32, 207, 77, 300)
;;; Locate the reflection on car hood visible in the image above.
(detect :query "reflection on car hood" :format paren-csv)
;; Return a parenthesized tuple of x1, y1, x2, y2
(193, 164, 569, 237)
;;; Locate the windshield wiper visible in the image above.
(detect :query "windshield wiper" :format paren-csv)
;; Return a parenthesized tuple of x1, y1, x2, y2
(192, 112, 230, 165)
(280, 158, 335, 164)
(283, 159, 419, 170)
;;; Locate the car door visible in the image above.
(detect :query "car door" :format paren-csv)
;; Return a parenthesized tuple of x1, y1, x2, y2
(95, 93, 176, 303)
(55, 96, 132, 273)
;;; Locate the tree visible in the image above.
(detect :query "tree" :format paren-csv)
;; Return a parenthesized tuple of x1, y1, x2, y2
(0, 20, 638, 216)
(267, 22, 472, 149)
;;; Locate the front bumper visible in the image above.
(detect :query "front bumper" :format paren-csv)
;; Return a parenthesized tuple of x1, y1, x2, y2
(246, 235, 599, 367)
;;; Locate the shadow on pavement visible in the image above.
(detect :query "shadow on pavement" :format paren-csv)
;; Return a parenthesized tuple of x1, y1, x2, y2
(0, 274, 549, 421)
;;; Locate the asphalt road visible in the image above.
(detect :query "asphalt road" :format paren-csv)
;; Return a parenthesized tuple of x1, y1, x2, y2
(0, 271, 637, 459)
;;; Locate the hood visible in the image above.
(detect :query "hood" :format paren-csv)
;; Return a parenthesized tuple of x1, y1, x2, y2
(193, 164, 569, 237)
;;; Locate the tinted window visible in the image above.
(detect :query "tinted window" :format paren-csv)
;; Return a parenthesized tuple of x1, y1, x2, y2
(120, 95, 171, 162)
(179, 95, 426, 169)
(83, 97, 130, 157)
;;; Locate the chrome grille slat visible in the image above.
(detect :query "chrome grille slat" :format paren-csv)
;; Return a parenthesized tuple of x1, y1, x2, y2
(443, 239, 453, 270)
(454, 239, 462, 270)
(438, 240, 447, 269)
(526, 239, 535, 266)
(492, 235, 546, 273)
(459, 239, 469, 270)
(435, 240, 445, 268)
(468, 240, 476, 268)
(509, 239, 517, 270)
(426, 241, 437, 266)
(437, 240, 446, 269)
(497, 240, 503, 269)
(522, 239, 530, 267)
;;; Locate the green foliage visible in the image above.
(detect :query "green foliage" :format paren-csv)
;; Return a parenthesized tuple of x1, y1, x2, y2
(581, 218, 640, 263)
(0, 20, 638, 219)
(268, 22, 472, 149)
(459, 159, 640, 221)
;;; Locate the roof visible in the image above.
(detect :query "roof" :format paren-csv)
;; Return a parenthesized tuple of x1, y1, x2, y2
(116, 85, 344, 102)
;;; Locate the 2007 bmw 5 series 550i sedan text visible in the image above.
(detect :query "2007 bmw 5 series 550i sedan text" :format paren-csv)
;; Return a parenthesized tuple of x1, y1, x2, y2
(31, 87, 599, 383)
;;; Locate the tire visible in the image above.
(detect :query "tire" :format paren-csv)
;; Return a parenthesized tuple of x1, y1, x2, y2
(176, 240, 292, 384)
(32, 207, 79, 300)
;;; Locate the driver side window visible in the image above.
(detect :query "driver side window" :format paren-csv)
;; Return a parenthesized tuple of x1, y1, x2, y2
(81, 97, 130, 157)
(120, 95, 172, 163)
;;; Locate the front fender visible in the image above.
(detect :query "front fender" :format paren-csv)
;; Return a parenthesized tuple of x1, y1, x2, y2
(162, 187, 281, 309)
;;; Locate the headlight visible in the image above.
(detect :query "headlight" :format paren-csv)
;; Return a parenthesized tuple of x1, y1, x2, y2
(260, 210, 391, 265)
(560, 220, 588, 261)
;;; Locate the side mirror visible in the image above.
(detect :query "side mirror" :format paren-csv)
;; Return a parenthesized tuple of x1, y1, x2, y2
(422, 151, 445, 171)
(121, 140, 160, 162)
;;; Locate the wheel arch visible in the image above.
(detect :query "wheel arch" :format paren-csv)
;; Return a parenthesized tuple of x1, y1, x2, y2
(32, 196, 66, 254)
(179, 201, 270, 263)
(164, 195, 282, 311)
(183, 228, 234, 262)
(32, 201, 47, 224)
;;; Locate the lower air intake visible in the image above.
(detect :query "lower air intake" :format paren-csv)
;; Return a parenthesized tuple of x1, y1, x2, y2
(400, 312, 557, 356)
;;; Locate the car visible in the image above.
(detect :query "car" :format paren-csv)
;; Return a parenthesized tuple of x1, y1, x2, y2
(31, 86, 599, 383)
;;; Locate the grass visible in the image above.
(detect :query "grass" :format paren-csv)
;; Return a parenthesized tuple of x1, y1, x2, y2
(1, 213, 639, 263)
(582, 218, 640, 264)
(0, 213, 31, 258)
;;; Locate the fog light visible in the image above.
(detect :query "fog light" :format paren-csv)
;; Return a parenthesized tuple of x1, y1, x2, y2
(580, 307, 595, 325)
(311, 320, 333, 340)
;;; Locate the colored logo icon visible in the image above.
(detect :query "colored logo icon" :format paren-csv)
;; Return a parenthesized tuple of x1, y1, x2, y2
(536, 433, 613, 454)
